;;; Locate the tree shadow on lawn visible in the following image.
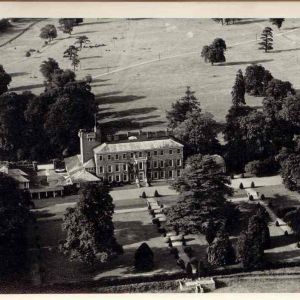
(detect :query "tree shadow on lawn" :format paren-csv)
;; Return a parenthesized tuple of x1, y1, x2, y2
(269, 193, 300, 208)
(218, 59, 273, 66)
(80, 55, 103, 60)
(96, 94, 146, 105)
(9, 83, 44, 91)
(9, 71, 29, 77)
(95, 246, 180, 279)
(234, 19, 267, 25)
(100, 119, 165, 135)
(270, 233, 297, 249)
(99, 106, 158, 119)
(91, 83, 113, 89)
(78, 21, 112, 27)
(114, 220, 161, 246)
(271, 47, 300, 54)
(266, 248, 300, 262)
(73, 30, 99, 35)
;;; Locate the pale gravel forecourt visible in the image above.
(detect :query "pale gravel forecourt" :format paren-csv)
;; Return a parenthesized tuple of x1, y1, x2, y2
(92, 26, 300, 79)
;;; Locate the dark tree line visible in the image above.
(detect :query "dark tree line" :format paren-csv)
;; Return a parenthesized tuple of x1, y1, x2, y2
(224, 64, 296, 173)
(0, 59, 96, 162)
(0, 173, 31, 279)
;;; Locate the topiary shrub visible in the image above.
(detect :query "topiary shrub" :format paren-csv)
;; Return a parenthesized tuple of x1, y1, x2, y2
(197, 260, 206, 277)
(141, 191, 147, 198)
(134, 243, 154, 272)
(275, 220, 279, 227)
(260, 194, 265, 200)
(170, 247, 178, 258)
(251, 181, 255, 188)
(154, 190, 160, 197)
(177, 258, 185, 269)
(186, 262, 193, 278)
(184, 246, 193, 258)
(239, 182, 244, 189)
(190, 257, 199, 266)
(25, 51, 31, 57)
(249, 195, 254, 201)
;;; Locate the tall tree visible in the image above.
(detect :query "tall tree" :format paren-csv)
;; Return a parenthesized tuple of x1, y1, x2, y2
(231, 69, 246, 106)
(63, 45, 78, 60)
(173, 111, 220, 156)
(237, 206, 269, 269)
(40, 58, 60, 82)
(165, 154, 233, 234)
(60, 183, 122, 264)
(44, 81, 96, 156)
(0, 92, 29, 160)
(270, 18, 285, 29)
(244, 64, 273, 96)
(0, 64, 11, 95)
(39, 24, 57, 43)
(58, 18, 75, 35)
(75, 35, 90, 49)
(166, 86, 201, 129)
(207, 232, 236, 267)
(0, 173, 31, 279)
(201, 44, 226, 65)
(258, 27, 274, 53)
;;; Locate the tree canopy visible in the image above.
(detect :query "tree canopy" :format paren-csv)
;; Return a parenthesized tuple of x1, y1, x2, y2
(0, 173, 31, 278)
(165, 154, 233, 234)
(231, 69, 246, 107)
(173, 111, 220, 156)
(0, 64, 11, 96)
(166, 86, 201, 129)
(39, 24, 57, 42)
(60, 183, 123, 264)
(270, 18, 285, 29)
(258, 27, 273, 53)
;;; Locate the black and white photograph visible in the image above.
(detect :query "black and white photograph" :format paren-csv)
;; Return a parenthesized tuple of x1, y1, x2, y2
(1, 1, 300, 294)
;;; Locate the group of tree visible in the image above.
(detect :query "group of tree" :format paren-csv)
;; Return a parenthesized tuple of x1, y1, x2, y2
(39, 24, 57, 43)
(165, 154, 237, 235)
(212, 18, 241, 26)
(0, 64, 11, 95)
(224, 64, 296, 173)
(63, 36, 90, 71)
(0, 59, 96, 161)
(40, 18, 83, 43)
(166, 86, 220, 157)
(201, 38, 227, 65)
(60, 183, 123, 264)
(270, 18, 285, 29)
(0, 18, 12, 32)
(237, 205, 270, 269)
(0, 173, 31, 279)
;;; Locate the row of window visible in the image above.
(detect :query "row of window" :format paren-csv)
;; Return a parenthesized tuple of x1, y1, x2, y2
(97, 159, 182, 174)
(103, 170, 181, 183)
(98, 148, 182, 161)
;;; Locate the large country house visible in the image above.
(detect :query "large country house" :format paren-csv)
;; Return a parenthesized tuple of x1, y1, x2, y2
(65, 125, 184, 187)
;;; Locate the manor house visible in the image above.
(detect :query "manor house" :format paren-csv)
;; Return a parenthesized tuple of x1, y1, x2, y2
(68, 126, 184, 187)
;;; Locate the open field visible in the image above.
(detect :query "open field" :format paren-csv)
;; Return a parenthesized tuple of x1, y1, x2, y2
(2, 18, 300, 132)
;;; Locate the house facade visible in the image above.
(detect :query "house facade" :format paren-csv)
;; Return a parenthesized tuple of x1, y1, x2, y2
(77, 126, 184, 187)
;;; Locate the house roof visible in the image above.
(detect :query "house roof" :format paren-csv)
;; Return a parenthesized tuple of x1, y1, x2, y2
(93, 138, 183, 154)
(83, 158, 96, 169)
(64, 155, 99, 184)
(0, 166, 30, 183)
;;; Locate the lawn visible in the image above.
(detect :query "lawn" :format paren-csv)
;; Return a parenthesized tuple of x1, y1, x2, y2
(26, 208, 181, 286)
(3, 18, 300, 133)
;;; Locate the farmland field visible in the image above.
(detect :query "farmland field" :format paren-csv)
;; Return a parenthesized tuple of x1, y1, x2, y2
(2, 18, 300, 132)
